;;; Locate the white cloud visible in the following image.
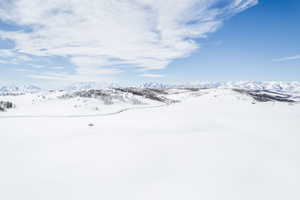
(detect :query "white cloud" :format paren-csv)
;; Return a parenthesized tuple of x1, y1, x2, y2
(31, 65, 65, 70)
(273, 55, 300, 62)
(0, 59, 9, 64)
(17, 55, 32, 61)
(28, 73, 71, 81)
(140, 73, 165, 78)
(0, 0, 257, 80)
(28, 72, 116, 82)
(50, 66, 65, 70)
(30, 65, 45, 69)
(0, 49, 15, 57)
(14, 68, 31, 72)
(0, 49, 33, 64)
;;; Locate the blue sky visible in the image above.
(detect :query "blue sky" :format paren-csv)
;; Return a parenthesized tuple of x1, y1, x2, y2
(164, 0, 300, 82)
(0, 0, 299, 87)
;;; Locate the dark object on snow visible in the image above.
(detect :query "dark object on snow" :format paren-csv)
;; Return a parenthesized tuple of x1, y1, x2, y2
(60, 88, 179, 105)
(59, 89, 143, 105)
(233, 89, 296, 103)
(0, 101, 15, 111)
(60, 89, 114, 105)
(115, 88, 178, 104)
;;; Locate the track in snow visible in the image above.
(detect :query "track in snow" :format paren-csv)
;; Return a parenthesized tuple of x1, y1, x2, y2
(0, 104, 168, 119)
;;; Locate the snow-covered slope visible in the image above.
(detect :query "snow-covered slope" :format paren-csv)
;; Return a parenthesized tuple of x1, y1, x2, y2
(0, 87, 298, 116)
(0, 87, 300, 200)
(0, 88, 173, 115)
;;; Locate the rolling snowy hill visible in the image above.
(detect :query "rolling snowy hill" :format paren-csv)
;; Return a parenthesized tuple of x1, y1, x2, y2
(0, 84, 299, 116)
(0, 85, 300, 200)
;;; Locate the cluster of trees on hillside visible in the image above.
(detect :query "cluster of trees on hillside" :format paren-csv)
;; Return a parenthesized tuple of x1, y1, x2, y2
(0, 101, 15, 111)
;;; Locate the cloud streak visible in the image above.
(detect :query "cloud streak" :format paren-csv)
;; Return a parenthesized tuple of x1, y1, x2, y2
(0, 0, 257, 81)
(273, 55, 300, 62)
(140, 73, 165, 78)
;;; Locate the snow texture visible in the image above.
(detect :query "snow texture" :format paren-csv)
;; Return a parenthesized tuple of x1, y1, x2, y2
(0, 86, 300, 200)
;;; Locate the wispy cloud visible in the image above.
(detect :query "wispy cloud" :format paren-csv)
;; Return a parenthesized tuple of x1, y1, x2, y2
(30, 65, 45, 69)
(0, 59, 10, 64)
(28, 72, 117, 82)
(0, 0, 257, 81)
(0, 49, 32, 64)
(273, 55, 300, 62)
(140, 73, 165, 78)
(0, 49, 15, 57)
(50, 66, 65, 70)
(31, 65, 64, 70)
(14, 68, 31, 72)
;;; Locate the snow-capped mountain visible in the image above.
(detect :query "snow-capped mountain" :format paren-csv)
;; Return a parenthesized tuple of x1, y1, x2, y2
(138, 82, 172, 89)
(0, 84, 42, 95)
(138, 81, 300, 94)
(65, 82, 121, 91)
(1, 81, 300, 95)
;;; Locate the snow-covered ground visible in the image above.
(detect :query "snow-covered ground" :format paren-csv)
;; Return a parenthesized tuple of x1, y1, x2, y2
(0, 90, 163, 116)
(0, 88, 300, 200)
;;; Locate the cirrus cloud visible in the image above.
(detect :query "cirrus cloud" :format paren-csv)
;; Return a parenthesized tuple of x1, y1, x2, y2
(0, 0, 258, 81)
(140, 73, 165, 78)
(273, 55, 300, 62)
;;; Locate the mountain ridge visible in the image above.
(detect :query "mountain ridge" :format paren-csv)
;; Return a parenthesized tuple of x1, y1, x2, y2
(1, 81, 300, 94)
(0, 84, 42, 95)
(63, 81, 300, 94)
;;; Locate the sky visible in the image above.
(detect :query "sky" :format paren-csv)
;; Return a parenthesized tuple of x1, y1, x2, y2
(0, 0, 299, 87)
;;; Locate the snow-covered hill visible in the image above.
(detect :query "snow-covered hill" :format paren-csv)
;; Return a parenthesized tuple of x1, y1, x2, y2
(0, 81, 299, 115)
(0, 86, 299, 115)
(1, 86, 300, 200)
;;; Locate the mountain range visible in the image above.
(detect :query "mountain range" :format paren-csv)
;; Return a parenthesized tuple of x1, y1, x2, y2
(1, 81, 300, 95)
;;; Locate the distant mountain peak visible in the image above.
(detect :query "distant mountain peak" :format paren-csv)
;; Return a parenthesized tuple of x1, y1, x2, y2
(0, 84, 42, 94)
(65, 82, 122, 91)
(3, 81, 299, 95)
(138, 81, 300, 94)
